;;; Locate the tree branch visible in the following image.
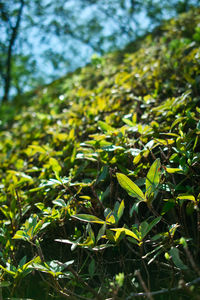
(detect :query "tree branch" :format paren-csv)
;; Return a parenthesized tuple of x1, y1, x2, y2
(126, 277, 200, 299)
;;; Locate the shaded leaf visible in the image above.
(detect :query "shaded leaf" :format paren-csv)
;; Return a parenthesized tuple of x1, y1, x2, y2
(169, 247, 187, 270)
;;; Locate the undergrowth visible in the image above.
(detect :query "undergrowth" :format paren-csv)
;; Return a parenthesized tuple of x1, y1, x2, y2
(0, 7, 200, 300)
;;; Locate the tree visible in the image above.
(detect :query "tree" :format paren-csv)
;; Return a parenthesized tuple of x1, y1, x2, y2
(0, 0, 199, 103)
(0, 0, 25, 103)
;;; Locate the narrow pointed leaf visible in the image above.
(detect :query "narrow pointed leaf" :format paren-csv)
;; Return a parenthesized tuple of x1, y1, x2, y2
(97, 223, 106, 242)
(72, 214, 105, 224)
(117, 200, 125, 221)
(166, 167, 183, 173)
(177, 195, 195, 202)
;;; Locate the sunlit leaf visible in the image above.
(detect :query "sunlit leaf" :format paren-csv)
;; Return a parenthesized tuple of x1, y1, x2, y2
(146, 158, 161, 199)
(72, 214, 105, 224)
(116, 173, 146, 202)
(166, 167, 183, 173)
(98, 121, 114, 132)
(110, 228, 140, 241)
(177, 195, 196, 202)
(12, 230, 29, 241)
(117, 200, 125, 221)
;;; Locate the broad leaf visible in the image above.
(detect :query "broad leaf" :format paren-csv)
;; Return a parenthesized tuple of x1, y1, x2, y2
(169, 247, 187, 270)
(146, 158, 161, 198)
(98, 121, 114, 132)
(116, 173, 146, 202)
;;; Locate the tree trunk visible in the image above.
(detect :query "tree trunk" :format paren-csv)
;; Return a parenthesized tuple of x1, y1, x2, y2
(2, 0, 24, 103)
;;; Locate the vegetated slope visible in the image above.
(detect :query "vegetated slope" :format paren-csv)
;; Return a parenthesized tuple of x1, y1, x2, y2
(0, 8, 200, 300)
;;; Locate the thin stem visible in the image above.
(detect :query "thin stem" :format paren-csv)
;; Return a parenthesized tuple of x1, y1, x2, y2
(135, 269, 154, 300)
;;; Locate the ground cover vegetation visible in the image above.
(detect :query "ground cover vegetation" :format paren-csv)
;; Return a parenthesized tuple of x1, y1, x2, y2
(0, 7, 200, 300)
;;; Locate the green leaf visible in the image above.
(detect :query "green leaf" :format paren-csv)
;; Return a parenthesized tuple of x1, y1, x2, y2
(49, 157, 61, 179)
(72, 214, 105, 224)
(52, 199, 67, 207)
(146, 158, 161, 198)
(177, 195, 195, 202)
(169, 247, 187, 270)
(12, 230, 29, 241)
(18, 256, 27, 268)
(139, 221, 149, 239)
(116, 173, 146, 202)
(21, 256, 41, 271)
(77, 236, 95, 247)
(114, 229, 126, 242)
(0, 281, 11, 288)
(130, 202, 140, 216)
(111, 228, 140, 241)
(0, 265, 16, 276)
(140, 217, 161, 239)
(97, 223, 106, 242)
(117, 200, 125, 221)
(105, 211, 116, 225)
(105, 229, 116, 242)
(88, 259, 95, 277)
(98, 121, 114, 132)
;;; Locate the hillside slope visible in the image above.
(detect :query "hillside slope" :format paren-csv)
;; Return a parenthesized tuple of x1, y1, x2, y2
(0, 8, 200, 299)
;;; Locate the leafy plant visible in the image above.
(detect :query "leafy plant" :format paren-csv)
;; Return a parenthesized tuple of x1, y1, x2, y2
(0, 8, 200, 299)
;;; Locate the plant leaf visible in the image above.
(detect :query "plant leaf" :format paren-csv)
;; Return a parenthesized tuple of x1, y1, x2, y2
(72, 214, 105, 224)
(169, 247, 187, 270)
(140, 217, 161, 239)
(116, 173, 146, 202)
(98, 121, 114, 132)
(146, 158, 161, 198)
(166, 167, 183, 173)
(88, 259, 95, 277)
(117, 200, 125, 221)
(111, 228, 140, 241)
(177, 195, 195, 202)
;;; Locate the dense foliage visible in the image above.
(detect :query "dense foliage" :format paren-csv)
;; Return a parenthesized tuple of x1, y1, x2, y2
(0, 8, 200, 299)
(1, 0, 199, 102)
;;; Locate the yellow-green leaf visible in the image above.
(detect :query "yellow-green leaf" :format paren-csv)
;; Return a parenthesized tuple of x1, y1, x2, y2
(111, 228, 140, 241)
(116, 173, 146, 202)
(166, 167, 183, 173)
(146, 158, 161, 198)
(49, 157, 61, 174)
(117, 200, 125, 221)
(72, 214, 105, 224)
(177, 195, 195, 202)
(98, 121, 114, 132)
